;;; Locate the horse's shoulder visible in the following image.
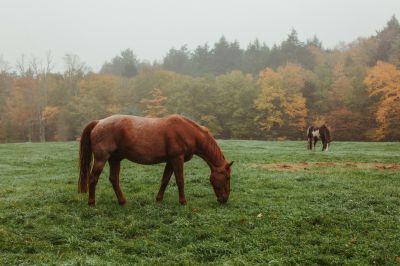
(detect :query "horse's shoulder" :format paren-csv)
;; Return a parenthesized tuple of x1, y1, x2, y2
(165, 115, 207, 132)
(165, 114, 187, 124)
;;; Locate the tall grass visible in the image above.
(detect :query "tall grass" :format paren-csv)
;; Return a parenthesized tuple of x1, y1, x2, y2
(0, 141, 399, 265)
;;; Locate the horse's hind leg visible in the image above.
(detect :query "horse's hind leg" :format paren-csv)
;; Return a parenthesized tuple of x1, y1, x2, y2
(109, 158, 126, 205)
(88, 158, 107, 206)
(171, 156, 187, 205)
(321, 139, 327, 151)
(156, 162, 173, 202)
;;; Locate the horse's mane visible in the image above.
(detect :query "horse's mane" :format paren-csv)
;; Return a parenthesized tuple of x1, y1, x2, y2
(181, 116, 225, 163)
(180, 116, 209, 133)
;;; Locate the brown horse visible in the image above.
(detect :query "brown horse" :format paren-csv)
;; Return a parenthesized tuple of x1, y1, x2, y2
(78, 114, 233, 206)
(307, 125, 331, 151)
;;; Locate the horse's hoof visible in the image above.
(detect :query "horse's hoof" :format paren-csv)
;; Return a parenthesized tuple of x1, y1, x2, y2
(118, 199, 127, 206)
(88, 201, 95, 207)
(156, 196, 163, 202)
(179, 199, 187, 205)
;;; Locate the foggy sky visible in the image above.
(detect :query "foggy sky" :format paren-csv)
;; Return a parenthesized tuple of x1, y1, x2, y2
(1, 0, 399, 72)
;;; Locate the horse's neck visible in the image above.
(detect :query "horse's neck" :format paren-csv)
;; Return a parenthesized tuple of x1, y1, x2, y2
(196, 133, 225, 170)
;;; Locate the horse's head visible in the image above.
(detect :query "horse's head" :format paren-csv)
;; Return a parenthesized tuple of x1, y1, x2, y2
(210, 161, 233, 204)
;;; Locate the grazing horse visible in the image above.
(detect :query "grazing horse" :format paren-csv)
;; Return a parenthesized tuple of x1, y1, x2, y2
(78, 114, 233, 206)
(307, 125, 331, 151)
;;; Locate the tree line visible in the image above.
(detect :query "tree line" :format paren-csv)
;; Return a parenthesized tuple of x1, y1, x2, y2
(0, 16, 399, 143)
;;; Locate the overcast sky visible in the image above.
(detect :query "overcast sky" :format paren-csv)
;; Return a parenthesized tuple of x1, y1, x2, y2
(0, 0, 399, 72)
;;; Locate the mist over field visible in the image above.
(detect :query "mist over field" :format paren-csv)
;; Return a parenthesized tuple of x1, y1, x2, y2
(1, 2, 400, 265)
(1, 0, 399, 69)
(0, 1, 399, 143)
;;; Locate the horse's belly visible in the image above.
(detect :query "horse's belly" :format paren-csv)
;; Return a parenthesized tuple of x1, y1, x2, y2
(125, 153, 167, 165)
(122, 144, 168, 165)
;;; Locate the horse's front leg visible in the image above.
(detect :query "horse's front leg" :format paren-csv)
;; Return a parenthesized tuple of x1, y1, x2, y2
(313, 138, 318, 151)
(171, 156, 187, 205)
(156, 162, 173, 202)
(108, 158, 126, 205)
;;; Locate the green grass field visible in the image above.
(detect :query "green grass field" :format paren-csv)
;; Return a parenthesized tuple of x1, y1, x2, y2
(1, 140, 399, 265)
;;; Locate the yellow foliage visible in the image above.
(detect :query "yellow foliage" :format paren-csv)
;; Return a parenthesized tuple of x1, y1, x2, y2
(278, 63, 309, 93)
(329, 62, 352, 106)
(255, 66, 308, 133)
(364, 61, 400, 139)
(42, 106, 59, 120)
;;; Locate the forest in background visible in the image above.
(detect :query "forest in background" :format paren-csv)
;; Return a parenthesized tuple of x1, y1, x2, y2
(0, 16, 399, 143)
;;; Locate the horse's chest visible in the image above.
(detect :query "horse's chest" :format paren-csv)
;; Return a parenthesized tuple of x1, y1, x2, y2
(312, 129, 320, 139)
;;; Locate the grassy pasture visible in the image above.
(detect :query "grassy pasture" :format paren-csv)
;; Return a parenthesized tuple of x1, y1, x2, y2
(0, 140, 399, 265)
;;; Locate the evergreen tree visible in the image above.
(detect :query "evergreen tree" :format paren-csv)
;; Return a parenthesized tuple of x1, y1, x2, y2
(191, 43, 213, 76)
(100, 49, 138, 77)
(211, 37, 243, 75)
(163, 45, 191, 75)
(242, 39, 270, 75)
(371, 15, 400, 65)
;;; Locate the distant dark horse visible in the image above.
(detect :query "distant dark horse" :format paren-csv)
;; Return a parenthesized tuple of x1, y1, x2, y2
(307, 125, 331, 151)
(79, 114, 233, 206)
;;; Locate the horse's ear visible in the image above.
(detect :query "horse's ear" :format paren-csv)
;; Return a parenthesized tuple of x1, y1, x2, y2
(228, 161, 234, 167)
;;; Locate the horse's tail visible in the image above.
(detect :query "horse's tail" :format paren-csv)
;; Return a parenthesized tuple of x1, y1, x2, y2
(325, 126, 331, 143)
(306, 126, 312, 150)
(321, 124, 331, 143)
(78, 120, 99, 193)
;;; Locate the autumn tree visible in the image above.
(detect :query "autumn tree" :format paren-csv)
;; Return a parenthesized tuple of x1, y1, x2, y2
(364, 61, 400, 140)
(1, 16, 400, 143)
(198, 115, 222, 137)
(4, 77, 38, 141)
(215, 71, 259, 138)
(320, 58, 373, 140)
(164, 75, 224, 136)
(255, 68, 284, 136)
(59, 74, 121, 139)
(133, 69, 177, 107)
(255, 64, 308, 139)
(140, 88, 169, 117)
(278, 64, 309, 137)
(33, 51, 55, 142)
(0, 70, 13, 142)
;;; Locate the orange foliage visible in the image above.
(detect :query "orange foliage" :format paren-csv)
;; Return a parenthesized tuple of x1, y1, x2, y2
(364, 61, 400, 140)
(141, 88, 169, 118)
(5, 77, 38, 140)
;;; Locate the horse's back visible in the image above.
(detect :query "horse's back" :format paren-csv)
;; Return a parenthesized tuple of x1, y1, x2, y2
(90, 114, 200, 164)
